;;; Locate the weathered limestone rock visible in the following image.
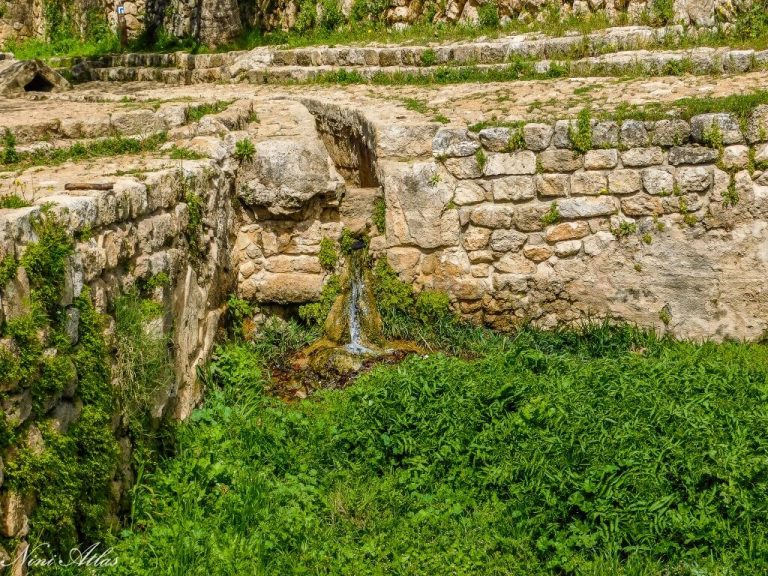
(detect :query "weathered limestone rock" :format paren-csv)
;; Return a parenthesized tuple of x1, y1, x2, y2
(608, 170, 642, 195)
(0, 59, 69, 97)
(676, 166, 712, 193)
(621, 195, 664, 216)
(584, 149, 618, 170)
(538, 149, 583, 173)
(546, 221, 590, 242)
(536, 174, 570, 198)
(558, 197, 619, 218)
(620, 120, 649, 148)
(571, 172, 608, 196)
(0, 492, 27, 538)
(237, 139, 344, 216)
(382, 161, 458, 249)
(470, 204, 513, 228)
(480, 176, 535, 202)
(484, 151, 536, 176)
(478, 127, 512, 152)
(490, 229, 527, 252)
(592, 122, 619, 148)
(690, 113, 744, 145)
(621, 147, 665, 167)
(433, 128, 480, 157)
(523, 124, 554, 151)
(642, 168, 675, 195)
(721, 145, 750, 170)
(651, 119, 691, 146)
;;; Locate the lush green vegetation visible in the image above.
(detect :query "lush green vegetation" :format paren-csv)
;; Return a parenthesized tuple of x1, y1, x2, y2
(5, 1, 768, 62)
(108, 320, 768, 575)
(0, 208, 178, 560)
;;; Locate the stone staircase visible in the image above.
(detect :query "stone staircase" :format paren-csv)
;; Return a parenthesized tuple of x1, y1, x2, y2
(48, 24, 768, 87)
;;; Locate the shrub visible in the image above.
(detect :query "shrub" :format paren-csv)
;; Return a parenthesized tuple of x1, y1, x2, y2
(113, 325, 768, 575)
(541, 202, 560, 225)
(20, 210, 75, 316)
(112, 290, 174, 424)
(0, 194, 30, 209)
(415, 290, 451, 324)
(318, 238, 338, 270)
(372, 197, 386, 233)
(477, 1, 501, 28)
(234, 138, 255, 163)
(298, 275, 341, 325)
(226, 295, 255, 331)
(420, 49, 437, 67)
(2, 128, 18, 164)
(569, 108, 593, 153)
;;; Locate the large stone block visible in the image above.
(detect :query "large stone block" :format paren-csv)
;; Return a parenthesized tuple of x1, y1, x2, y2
(620, 120, 649, 148)
(536, 174, 570, 198)
(545, 221, 590, 242)
(558, 197, 619, 218)
(484, 151, 536, 176)
(433, 128, 480, 157)
(523, 123, 554, 151)
(571, 172, 607, 196)
(621, 195, 664, 216)
(668, 145, 719, 165)
(584, 149, 618, 170)
(650, 119, 691, 146)
(470, 205, 513, 228)
(642, 168, 675, 195)
(676, 166, 712, 193)
(690, 113, 744, 145)
(538, 149, 583, 172)
(481, 176, 535, 202)
(621, 147, 664, 167)
(490, 229, 527, 252)
(608, 169, 642, 195)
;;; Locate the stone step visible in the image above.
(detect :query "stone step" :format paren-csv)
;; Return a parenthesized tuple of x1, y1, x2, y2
(238, 46, 768, 84)
(83, 66, 231, 84)
(80, 43, 767, 88)
(55, 23, 694, 83)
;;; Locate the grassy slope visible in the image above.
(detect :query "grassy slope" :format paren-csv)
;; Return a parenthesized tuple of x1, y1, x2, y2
(109, 326, 768, 575)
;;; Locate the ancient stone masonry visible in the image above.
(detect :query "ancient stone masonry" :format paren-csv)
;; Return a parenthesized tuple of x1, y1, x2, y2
(0, 103, 248, 550)
(2, 86, 768, 556)
(219, 97, 768, 342)
(51, 26, 768, 87)
(0, 0, 760, 47)
(376, 112, 768, 341)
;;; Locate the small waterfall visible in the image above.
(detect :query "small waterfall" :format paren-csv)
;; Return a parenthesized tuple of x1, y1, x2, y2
(345, 252, 374, 355)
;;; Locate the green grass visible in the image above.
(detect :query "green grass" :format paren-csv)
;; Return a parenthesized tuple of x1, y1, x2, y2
(0, 133, 167, 170)
(185, 101, 233, 123)
(108, 323, 768, 575)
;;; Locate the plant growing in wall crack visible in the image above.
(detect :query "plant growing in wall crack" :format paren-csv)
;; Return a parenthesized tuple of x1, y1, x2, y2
(234, 138, 256, 163)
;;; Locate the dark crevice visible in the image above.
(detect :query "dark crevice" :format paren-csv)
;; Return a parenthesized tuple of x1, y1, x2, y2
(24, 73, 55, 92)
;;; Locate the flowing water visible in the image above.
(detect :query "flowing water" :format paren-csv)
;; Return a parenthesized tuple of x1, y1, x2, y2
(345, 253, 375, 355)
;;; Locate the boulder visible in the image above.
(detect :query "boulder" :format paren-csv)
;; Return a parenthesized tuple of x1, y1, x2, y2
(236, 139, 344, 216)
(0, 59, 70, 97)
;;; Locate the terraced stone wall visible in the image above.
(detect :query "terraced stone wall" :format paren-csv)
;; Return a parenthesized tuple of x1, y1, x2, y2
(0, 158, 235, 552)
(0, 0, 759, 47)
(377, 110, 768, 340)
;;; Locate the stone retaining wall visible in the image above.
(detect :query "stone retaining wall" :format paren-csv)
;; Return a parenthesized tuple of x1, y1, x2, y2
(376, 109, 768, 339)
(0, 152, 236, 551)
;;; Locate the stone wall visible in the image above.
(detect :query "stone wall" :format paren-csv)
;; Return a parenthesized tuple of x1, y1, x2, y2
(0, 152, 236, 552)
(231, 98, 768, 342)
(380, 112, 768, 340)
(0, 0, 759, 48)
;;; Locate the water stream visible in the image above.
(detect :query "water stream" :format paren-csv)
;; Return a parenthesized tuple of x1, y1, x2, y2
(345, 252, 375, 355)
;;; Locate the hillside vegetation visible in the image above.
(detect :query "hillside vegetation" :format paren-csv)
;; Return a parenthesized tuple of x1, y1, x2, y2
(110, 325, 768, 575)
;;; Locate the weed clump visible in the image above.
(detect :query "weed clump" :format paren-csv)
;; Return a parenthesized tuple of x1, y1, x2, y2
(318, 237, 339, 270)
